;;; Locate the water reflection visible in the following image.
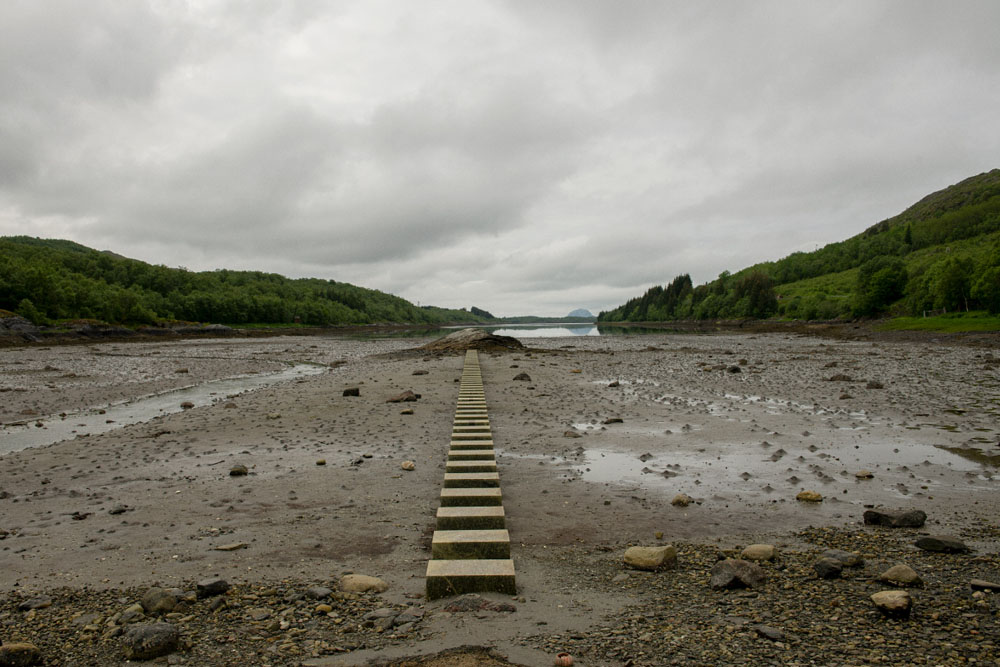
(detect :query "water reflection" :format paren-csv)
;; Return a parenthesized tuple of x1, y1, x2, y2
(491, 326, 598, 338)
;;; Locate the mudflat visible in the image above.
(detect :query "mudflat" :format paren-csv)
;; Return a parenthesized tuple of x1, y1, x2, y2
(1, 332, 998, 665)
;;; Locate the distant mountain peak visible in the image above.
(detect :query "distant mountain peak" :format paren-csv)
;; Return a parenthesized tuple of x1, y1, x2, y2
(567, 308, 594, 318)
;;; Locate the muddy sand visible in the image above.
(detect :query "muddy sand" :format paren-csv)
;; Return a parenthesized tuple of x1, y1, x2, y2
(1, 331, 998, 665)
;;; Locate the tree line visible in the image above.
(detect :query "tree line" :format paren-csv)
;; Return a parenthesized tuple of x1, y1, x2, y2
(599, 169, 1000, 322)
(0, 237, 492, 327)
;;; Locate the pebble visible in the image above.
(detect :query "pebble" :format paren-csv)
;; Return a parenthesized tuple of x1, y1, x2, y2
(796, 490, 823, 502)
(623, 545, 678, 571)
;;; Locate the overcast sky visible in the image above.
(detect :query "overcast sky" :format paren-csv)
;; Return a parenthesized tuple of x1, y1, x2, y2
(2, 1, 999, 316)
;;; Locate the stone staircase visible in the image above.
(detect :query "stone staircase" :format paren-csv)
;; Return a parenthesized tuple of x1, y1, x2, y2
(425, 349, 516, 600)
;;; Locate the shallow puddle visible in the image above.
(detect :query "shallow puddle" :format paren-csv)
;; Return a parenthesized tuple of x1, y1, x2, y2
(0, 363, 327, 454)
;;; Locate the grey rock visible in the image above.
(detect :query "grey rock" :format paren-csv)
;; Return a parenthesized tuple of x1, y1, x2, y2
(863, 509, 926, 528)
(754, 625, 785, 641)
(821, 548, 864, 567)
(513, 372, 531, 381)
(229, 464, 248, 477)
(123, 622, 179, 660)
(306, 586, 333, 600)
(17, 595, 52, 611)
(119, 604, 146, 624)
(710, 559, 766, 590)
(970, 579, 1000, 592)
(879, 564, 922, 587)
(196, 577, 230, 598)
(914, 535, 970, 553)
(342, 388, 360, 397)
(813, 557, 843, 579)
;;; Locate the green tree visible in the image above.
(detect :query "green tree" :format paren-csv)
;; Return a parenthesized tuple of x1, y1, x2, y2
(854, 256, 908, 316)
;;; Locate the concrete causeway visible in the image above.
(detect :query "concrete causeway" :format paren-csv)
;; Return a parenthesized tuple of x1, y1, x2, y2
(425, 349, 516, 599)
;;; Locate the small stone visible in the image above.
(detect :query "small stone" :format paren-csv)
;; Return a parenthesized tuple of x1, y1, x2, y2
(196, 578, 230, 598)
(119, 604, 145, 624)
(740, 544, 777, 561)
(386, 390, 419, 403)
(878, 564, 922, 587)
(108, 504, 129, 515)
(866, 380, 885, 389)
(0, 642, 42, 666)
(608, 380, 620, 387)
(316, 459, 326, 466)
(315, 603, 333, 614)
(563, 431, 582, 438)
(821, 548, 864, 567)
(871, 590, 912, 619)
(229, 464, 248, 477)
(813, 557, 843, 579)
(796, 490, 822, 502)
(970, 579, 1000, 592)
(17, 596, 52, 611)
(141, 587, 178, 615)
(401, 408, 414, 415)
(754, 625, 785, 641)
(343, 388, 360, 397)
(603, 417, 623, 424)
(306, 586, 333, 600)
(180, 401, 194, 409)
(213, 542, 247, 551)
(513, 373, 531, 381)
(863, 509, 926, 527)
(623, 545, 678, 571)
(412, 370, 429, 375)
(266, 412, 281, 420)
(855, 470, 873, 479)
(671, 493, 692, 507)
(124, 622, 180, 660)
(400, 460, 416, 471)
(339, 574, 388, 593)
(914, 535, 970, 553)
(710, 559, 766, 590)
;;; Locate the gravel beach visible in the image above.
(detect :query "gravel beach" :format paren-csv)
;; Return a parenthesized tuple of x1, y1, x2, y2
(1, 331, 998, 665)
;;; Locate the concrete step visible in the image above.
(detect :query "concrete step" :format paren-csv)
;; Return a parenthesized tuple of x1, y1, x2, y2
(451, 433, 492, 441)
(439, 487, 502, 506)
(446, 460, 497, 474)
(431, 529, 510, 559)
(447, 449, 495, 461)
(451, 440, 493, 449)
(426, 559, 516, 600)
(436, 506, 506, 530)
(443, 472, 500, 488)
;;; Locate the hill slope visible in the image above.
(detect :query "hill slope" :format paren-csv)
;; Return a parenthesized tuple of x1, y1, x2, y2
(0, 236, 494, 327)
(599, 169, 1000, 322)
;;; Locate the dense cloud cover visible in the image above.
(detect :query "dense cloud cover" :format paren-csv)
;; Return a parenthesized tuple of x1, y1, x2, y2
(2, 1, 999, 316)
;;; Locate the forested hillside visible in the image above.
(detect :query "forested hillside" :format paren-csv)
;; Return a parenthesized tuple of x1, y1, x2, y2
(599, 169, 1000, 322)
(0, 237, 493, 327)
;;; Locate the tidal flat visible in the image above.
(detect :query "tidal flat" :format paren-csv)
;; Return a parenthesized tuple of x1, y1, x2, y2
(0, 332, 998, 665)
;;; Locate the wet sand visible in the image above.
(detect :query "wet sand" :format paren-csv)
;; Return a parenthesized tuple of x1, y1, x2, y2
(1, 332, 998, 664)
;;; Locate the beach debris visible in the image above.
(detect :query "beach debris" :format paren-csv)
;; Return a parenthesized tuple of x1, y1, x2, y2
(400, 460, 416, 471)
(553, 652, 574, 666)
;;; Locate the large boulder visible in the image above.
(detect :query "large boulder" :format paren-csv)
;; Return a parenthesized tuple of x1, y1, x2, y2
(871, 590, 913, 619)
(914, 535, 970, 553)
(421, 329, 524, 352)
(123, 622, 179, 660)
